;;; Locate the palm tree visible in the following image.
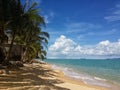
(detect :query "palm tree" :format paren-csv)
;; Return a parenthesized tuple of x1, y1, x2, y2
(28, 30, 49, 60)
(19, 26, 49, 62)
(1, 0, 49, 64)
(4, 0, 25, 63)
(0, 0, 18, 64)
(13, 1, 49, 62)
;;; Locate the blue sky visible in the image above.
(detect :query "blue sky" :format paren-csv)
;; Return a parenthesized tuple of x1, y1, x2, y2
(34, 0, 120, 59)
(38, 0, 120, 44)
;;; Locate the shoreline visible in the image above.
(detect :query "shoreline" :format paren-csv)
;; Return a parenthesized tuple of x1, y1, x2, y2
(51, 63, 120, 90)
(0, 62, 110, 90)
(49, 63, 109, 90)
(48, 61, 120, 90)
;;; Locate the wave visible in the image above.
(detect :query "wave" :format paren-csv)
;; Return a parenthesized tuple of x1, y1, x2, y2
(94, 77, 107, 81)
(51, 64, 110, 88)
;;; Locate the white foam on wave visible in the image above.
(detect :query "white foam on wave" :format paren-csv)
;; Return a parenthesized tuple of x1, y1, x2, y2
(51, 64, 110, 88)
(94, 77, 107, 81)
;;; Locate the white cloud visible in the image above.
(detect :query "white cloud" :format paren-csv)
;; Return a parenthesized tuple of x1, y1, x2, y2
(98, 40, 110, 46)
(49, 35, 76, 52)
(105, 3, 120, 22)
(47, 35, 120, 59)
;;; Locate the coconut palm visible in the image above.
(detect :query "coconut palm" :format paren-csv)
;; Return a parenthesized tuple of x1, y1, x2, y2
(13, 1, 49, 62)
(4, 0, 25, 63)
(18, 25, 49, 62)
(0, 0, 19, 64)
(1, 0, 49, 64)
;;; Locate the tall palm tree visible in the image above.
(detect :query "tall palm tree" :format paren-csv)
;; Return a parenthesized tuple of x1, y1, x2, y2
(0, 0, 19, 64)
(13, 2, 49, 62)
(1, 0, 49, 64)
(4, 0, 24, 63)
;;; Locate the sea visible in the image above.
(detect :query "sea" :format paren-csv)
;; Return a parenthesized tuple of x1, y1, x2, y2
(46, 59, 120, 90)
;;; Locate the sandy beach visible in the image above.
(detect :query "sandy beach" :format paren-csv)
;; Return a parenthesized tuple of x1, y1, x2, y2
(0, 63, 109, 90)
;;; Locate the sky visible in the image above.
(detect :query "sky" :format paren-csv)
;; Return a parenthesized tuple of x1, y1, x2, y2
(34, 0, 120, 59)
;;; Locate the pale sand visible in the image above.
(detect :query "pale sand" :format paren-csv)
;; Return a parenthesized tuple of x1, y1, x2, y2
(0, 63, 109, 90)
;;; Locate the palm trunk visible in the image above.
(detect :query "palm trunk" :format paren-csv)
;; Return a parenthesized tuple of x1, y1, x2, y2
(0, 24, 5, 43)
(3, 31, 15, 64)
(21, 46, 28, 62)
(0, 28, 3, 43)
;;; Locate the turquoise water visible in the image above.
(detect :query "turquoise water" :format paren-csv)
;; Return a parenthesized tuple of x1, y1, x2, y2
(46, 59, 120, 89)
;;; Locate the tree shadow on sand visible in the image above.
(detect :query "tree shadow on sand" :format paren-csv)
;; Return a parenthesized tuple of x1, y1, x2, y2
(0, 64, 70, 90)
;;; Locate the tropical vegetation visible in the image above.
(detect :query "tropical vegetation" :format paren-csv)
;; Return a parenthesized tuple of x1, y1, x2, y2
(0, 0, 49, 65)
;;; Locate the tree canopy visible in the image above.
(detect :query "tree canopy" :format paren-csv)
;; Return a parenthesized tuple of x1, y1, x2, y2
(0, 0, 49, 64)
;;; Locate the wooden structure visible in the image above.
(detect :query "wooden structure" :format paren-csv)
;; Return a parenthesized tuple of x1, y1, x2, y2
(0, 44, 23, 60)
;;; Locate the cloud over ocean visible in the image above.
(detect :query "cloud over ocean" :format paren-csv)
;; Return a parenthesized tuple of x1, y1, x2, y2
(47, 35, 120, 59)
